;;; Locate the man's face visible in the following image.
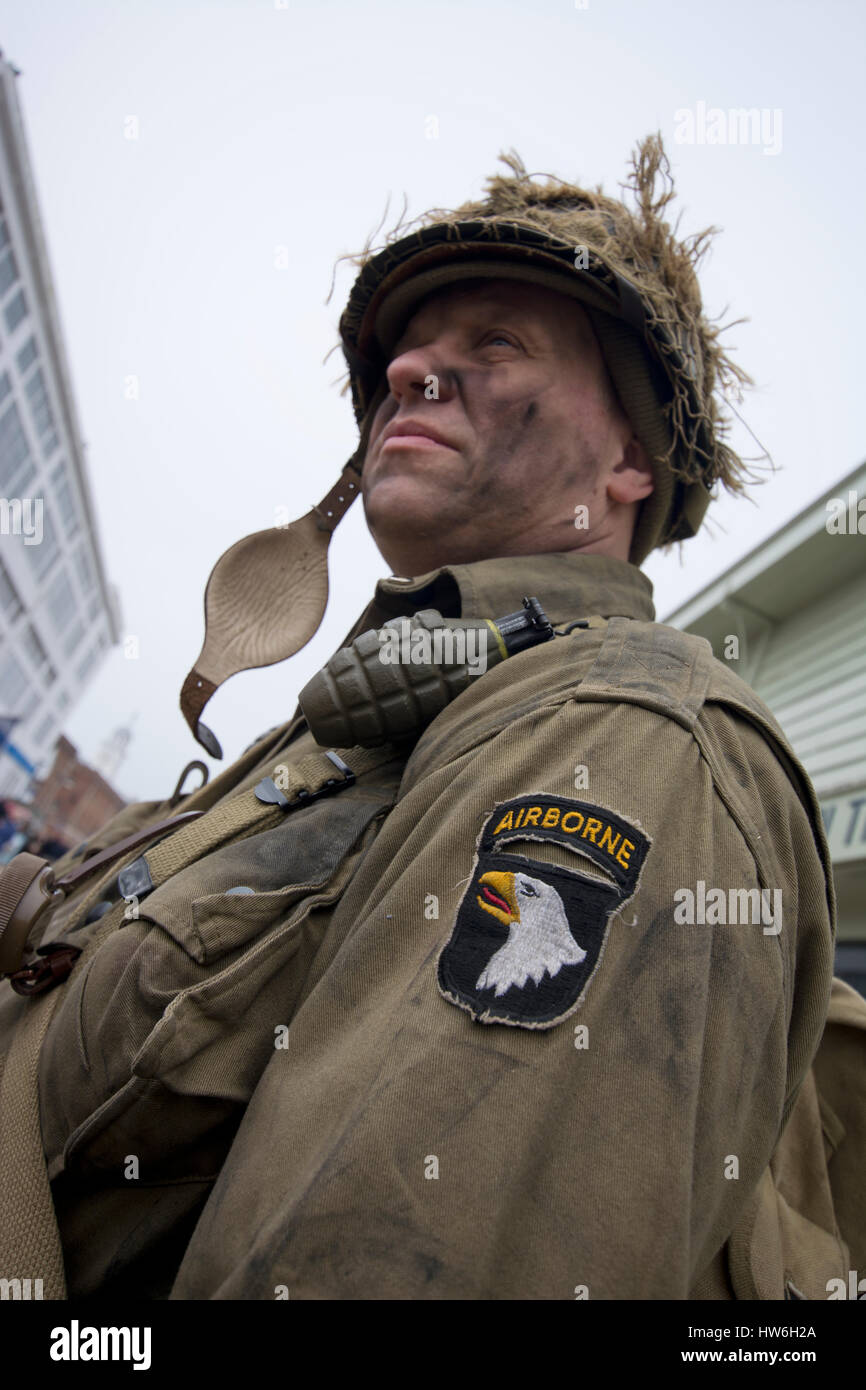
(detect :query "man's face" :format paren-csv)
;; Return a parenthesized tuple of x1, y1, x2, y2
(361, 278, 652, 576)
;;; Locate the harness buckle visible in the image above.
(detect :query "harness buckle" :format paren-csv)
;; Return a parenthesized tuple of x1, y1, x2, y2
(8, 942, 83, 997)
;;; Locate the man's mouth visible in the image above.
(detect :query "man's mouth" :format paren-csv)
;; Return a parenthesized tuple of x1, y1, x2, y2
(381, 435, 452, 451)
(380, 419, 457, 450)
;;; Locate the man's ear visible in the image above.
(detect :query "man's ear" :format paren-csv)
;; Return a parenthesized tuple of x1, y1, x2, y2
(607, 436, 654, 505)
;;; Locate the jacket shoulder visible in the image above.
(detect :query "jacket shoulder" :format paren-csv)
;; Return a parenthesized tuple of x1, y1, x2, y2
(539, 615, 790, 747)
(407, 614, 815, 807)
(575, 617, 823, 807)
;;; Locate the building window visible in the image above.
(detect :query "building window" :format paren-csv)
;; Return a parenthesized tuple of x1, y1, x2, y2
(24, 368, 59, 457)
(21, 622, 57, 687)
(0, 247, 19, 297)
(34, 712, 55, 746)
(50, 460, 80, 539)
(0, 557, 23, 621)
(0, 652, 31, 715)
(45, 565, 85, 657)
(16, 336, 38, 375)
(21, 502, 60, 584)
(0, 371, 11, 407)
(75, 643, 97, 684)
(0, 401, 32, 491)
(65, 618, 85, 659)
(3, 288, 27, 334)
(46, 565, 76, 626)
(73, 545, 96, 594)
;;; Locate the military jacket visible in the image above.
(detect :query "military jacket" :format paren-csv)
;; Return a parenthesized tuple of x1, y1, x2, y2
(0, 551, 847, 1299)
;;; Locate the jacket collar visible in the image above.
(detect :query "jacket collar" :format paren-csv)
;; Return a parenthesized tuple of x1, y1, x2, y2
(363, 551, 655, 631)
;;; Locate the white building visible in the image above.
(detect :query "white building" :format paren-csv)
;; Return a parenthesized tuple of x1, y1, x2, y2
(0, 52, 120, 797)
(665, 461, 866, 994)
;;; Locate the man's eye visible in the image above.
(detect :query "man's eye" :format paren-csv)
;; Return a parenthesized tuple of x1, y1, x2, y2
(482, 331, 519, 349)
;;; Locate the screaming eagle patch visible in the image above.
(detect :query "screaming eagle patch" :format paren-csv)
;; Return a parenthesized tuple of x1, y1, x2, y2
(437, 795, 650, 1029)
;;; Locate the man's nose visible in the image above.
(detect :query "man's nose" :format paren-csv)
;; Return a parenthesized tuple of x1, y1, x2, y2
(385, 344, 454, 403)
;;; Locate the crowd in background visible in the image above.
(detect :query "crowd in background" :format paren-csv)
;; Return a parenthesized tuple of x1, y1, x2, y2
(0, 799, 69, 864)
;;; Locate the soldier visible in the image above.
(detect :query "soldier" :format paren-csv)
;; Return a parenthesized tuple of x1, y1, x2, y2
(0, 135, 860, 1301)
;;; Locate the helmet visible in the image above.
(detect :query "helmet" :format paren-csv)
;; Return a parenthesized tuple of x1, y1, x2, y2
(339, 133, 752, 564)
(181, 135, 751, 756)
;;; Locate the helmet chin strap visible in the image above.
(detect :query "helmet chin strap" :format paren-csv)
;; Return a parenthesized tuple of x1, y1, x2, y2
(180, 459, 362, 758)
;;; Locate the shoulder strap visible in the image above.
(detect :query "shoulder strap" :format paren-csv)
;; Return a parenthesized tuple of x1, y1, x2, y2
(0, 898, 121, 1299)
(0, 988, 68, 1297)
(120, 743, 397, 901)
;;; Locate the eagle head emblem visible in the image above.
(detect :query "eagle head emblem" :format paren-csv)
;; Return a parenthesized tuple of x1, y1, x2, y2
(475, 869, 587, 997)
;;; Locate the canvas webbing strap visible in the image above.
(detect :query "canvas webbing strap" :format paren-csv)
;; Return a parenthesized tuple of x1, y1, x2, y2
(0, 992, 68, 1297)
(140, 744, 395, 890)
(0, 902, 123, 1300)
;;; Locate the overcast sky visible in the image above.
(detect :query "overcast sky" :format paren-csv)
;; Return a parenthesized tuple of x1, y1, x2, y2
(1, 0, 863, 800)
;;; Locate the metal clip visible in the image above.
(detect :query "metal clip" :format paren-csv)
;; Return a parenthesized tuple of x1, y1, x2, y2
(256, 751, 356, 811)
(169, 759, 210, 807)
(254, 777, 290, 809)
(295, 751, 356, 803)
(8, 941, 83, 997)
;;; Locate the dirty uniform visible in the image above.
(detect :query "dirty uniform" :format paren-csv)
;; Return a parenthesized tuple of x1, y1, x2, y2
(0, 551, 844, 1299)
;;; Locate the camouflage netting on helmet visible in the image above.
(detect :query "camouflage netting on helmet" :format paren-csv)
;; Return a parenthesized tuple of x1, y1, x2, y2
(334, 134, 758, 561)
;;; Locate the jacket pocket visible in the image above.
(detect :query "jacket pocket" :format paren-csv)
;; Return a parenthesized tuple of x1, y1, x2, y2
(169, 881, 318, 966)
(135, 787, 393, 966)
(55, 843, 375, 1176)
(41, 787, 397, 1172)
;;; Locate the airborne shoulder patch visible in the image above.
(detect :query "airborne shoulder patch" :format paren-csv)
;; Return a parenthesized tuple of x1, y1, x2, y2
(437, 794, 650, 1029)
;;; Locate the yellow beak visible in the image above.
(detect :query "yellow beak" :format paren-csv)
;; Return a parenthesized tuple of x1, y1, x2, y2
(477, 870, 518, 926)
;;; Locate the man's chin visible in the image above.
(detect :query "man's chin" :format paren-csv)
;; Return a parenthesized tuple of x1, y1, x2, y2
(364, 485, 458, 545)
(369, 528, 444, 577)
(365, 508, 466, 577)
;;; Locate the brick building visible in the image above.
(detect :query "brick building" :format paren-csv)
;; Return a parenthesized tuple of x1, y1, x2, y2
(29, 733, 125, 848)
